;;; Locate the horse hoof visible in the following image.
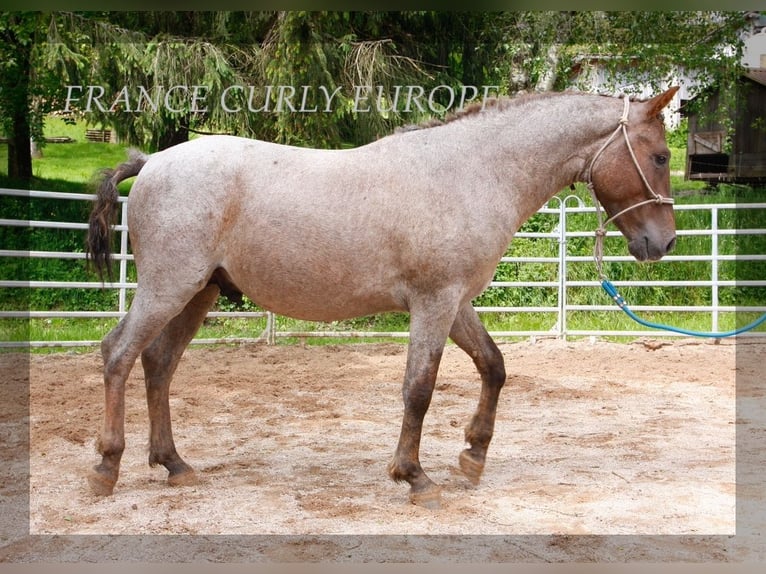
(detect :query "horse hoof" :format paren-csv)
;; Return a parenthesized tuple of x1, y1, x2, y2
(87, 469, 116, 496)
(168, 469, 198, 487)
(459, 449, 484, 485)
(409, 485, 442, 509)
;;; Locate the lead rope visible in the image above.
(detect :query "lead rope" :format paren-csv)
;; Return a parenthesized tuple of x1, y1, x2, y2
(587, 96, 765, 338)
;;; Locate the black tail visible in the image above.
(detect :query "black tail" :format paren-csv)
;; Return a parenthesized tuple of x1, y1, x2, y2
(86, 150, 148, 282)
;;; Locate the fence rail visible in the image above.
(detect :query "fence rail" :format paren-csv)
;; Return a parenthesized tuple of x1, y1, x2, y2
(2, 187, 765, 347)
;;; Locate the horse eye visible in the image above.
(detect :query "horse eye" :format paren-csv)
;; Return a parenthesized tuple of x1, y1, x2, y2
(655, 154, 668, 166)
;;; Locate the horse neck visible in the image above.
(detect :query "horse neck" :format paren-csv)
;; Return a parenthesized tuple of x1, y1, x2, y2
(458, 94, 622, 221)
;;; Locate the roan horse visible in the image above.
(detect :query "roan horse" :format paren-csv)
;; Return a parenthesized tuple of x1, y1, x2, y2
(86, 87, 678, 508)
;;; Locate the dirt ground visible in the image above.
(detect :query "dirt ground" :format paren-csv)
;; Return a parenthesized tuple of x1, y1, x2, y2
(3, 337, 766, 561)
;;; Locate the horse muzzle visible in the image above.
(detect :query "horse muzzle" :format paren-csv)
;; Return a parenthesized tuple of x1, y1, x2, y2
(628, 232, 676, 262)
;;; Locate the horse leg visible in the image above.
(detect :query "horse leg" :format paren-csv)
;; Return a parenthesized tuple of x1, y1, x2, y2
(88, 286, 199, 496)
(449, 301, 507, 485)
(388, 298, 459, 508)
(141, 284, 220, 487)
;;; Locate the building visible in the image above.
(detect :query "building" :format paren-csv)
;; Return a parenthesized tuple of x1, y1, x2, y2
(685, 20, 766, 183)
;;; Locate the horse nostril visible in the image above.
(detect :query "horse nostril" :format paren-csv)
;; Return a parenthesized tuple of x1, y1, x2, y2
(666, 236, 677, 253)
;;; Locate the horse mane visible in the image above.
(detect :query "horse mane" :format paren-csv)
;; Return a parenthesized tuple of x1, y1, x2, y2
(393, 90, 642, 134)
(394, 96, 519, 133)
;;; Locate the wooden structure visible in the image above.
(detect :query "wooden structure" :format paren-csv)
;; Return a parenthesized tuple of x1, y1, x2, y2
(85, 129, 113, 143)
(685, 69, 766, 184)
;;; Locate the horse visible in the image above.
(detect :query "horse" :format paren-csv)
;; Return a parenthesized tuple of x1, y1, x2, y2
(86, 87, 679, 508)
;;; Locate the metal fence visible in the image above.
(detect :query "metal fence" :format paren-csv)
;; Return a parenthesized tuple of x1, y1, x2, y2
(2, 187, 765, 348)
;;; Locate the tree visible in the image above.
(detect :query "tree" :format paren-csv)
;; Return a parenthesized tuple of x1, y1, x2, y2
(1, 10, 752, 181)
(80, 12, 274, 150)
(489, 11, 748, 98)
(0, 12, 140, 181)
(1, 13, 39, 181)
(76, 11, 443, 150)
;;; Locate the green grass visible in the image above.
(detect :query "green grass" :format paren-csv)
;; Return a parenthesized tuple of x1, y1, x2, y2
(0, 117, 131, 191)
(6, 304, 759, 350)
(31, 142, 130, 186)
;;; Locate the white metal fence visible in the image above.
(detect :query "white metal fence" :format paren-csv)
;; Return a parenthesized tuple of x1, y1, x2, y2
(2, 187, 765, 348)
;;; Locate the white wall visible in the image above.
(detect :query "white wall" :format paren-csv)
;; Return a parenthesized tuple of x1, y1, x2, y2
(743, 28, 766, 69)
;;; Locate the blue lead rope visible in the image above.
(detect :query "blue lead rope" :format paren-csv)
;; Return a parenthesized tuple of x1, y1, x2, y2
(601, 278, 766, 338)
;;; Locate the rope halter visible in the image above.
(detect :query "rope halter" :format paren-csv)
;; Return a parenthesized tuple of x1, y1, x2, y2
(585, 95, 675, 278)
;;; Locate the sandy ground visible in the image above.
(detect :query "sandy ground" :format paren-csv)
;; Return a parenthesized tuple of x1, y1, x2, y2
(2, 337, 765, 561)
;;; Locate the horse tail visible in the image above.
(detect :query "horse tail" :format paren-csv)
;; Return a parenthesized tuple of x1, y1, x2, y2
(86, 149, 148, 282)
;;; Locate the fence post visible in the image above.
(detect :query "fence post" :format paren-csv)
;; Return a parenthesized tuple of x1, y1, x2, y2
(267, 311, 276, 345)
(711, 206, 719, 333)
(555, 197, 566, 340)
(557, 194, 586, 341)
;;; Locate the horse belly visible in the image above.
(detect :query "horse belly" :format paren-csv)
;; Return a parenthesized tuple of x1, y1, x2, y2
(222, 247, 406, 322)
(233, 269, 404, 322)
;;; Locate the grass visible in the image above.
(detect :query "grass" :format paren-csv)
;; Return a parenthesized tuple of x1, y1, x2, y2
(6, 305, 758, 350)
(31, 142, 129, 187)
(0, 117, 131, 192)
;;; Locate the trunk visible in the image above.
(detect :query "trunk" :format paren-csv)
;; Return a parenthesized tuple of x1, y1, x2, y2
(461, 23, 480, 87)
(8, 103, 33, 181)
(6, 41, 33, 181)
(157, 121, 189, 151)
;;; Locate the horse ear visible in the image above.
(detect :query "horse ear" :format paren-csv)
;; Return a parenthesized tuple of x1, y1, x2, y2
(644, 86, 679, 119)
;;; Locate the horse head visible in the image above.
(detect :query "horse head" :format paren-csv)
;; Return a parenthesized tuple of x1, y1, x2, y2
(588, 87, 679, 262)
